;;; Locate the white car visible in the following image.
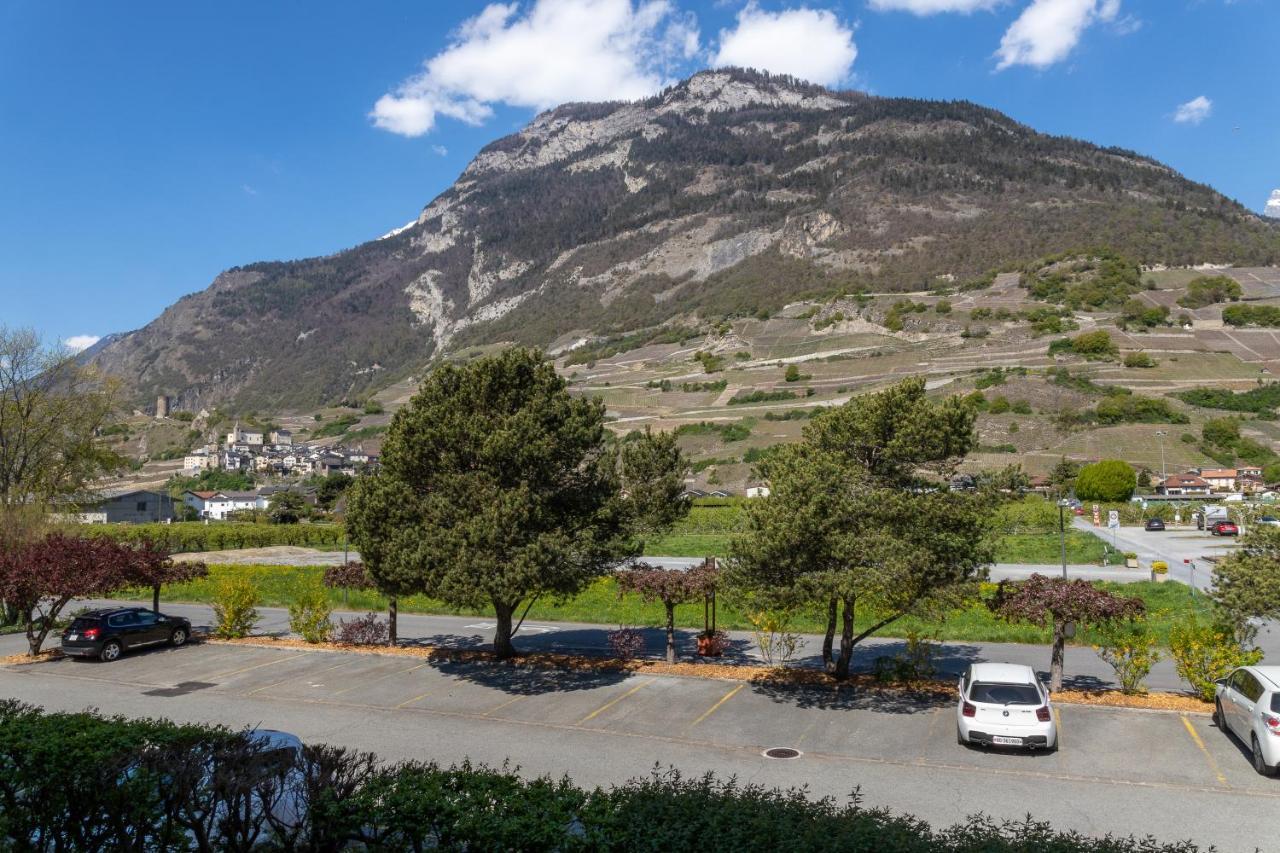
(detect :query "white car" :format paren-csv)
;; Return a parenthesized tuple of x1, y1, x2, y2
(1214, 666, 1280, 777)
(956, 662, 1057, 751)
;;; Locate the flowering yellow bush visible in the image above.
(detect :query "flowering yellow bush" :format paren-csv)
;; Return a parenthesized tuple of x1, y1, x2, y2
(1150, 561, 1168, 574)
(1169, 622, 1262, 701)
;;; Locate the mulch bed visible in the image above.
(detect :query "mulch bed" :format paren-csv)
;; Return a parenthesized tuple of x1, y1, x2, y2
(208, 636, 1209, 712)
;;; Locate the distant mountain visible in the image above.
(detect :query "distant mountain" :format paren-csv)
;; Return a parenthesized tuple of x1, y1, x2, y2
(88, 68, 1280, 412)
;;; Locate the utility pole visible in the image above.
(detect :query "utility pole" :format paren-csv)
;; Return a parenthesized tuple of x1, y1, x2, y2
(1058, 498, 1069, 579)
(1154, 430, 1167, 481)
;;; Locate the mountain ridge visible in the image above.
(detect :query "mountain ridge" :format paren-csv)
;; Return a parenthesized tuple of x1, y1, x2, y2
(87, 68, 1280, 413)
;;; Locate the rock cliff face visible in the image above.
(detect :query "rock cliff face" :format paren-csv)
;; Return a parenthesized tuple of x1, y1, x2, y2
(88, 68, 1280, 412)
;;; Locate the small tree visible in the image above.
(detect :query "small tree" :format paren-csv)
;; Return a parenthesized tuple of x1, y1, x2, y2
(288, 579, 333, 643)
(268, 492, 308, 524)
(0, 533, 140, 655)
(616, 562, 716, 663)
(211, 575, 259, 639)
(784, 364, 801, 382)
(989, 575, 1144, 691)
(125, 540, 208, 613)
(1170, 620, 1263, 702)
(1074, 460, 1137, 502)
(1093, 619, 1161, 694)
(1210, 524, 1280, 644)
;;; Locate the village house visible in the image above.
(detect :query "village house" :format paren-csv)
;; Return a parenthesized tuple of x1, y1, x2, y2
(74, 489, 178, 524)
(1196, 468, 1239, 492)
(1155, 473, 1212, 496)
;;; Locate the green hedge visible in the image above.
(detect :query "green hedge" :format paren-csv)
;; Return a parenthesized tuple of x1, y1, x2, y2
(84, 522, 345, 553)
(0, 702, 1203, 852)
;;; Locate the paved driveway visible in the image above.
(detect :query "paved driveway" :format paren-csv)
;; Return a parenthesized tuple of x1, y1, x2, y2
(3, 643, 1278, 851)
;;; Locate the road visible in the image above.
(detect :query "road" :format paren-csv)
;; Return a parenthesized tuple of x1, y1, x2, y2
(7, 597, 1275, 693)
(3, 642, 1277, 851)
(1072, 517, 1237, 590)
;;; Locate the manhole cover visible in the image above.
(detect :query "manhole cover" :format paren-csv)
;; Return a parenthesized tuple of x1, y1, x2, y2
(762, 747, 802, 760)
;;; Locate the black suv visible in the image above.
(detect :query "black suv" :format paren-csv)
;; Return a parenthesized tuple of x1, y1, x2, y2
(61, 607, 192, 662)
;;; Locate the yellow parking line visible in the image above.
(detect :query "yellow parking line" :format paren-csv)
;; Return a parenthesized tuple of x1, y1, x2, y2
(1054, 708, 1063, 749)
(212, 653, 305, 679)
(688, 684, 743, 729)
(579, 680, 650, 724)
(330, 662, 427, 697)
(483, 695, 526, 716)
(245, 659, 352, 696)
(1180, 714, 1229, 787)
(394, 691, 432, 709)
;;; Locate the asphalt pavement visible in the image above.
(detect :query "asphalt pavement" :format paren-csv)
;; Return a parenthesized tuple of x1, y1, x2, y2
(3, 642, 1277, 851)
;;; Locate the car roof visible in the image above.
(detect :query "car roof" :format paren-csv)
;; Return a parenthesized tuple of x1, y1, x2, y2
(969, 662, 1038, 683)
(1251, 667, 1280, 689)
(76, 607, 147, 618)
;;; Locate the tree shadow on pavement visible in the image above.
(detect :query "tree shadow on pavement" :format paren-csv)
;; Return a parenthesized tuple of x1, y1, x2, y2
(432, 658, 629, 695)
(748, 678, 954, 714)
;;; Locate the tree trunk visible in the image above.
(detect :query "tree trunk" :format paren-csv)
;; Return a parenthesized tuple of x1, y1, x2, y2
(387, 597, 397, 647)
(493, 600, 516, 660)
(664, 602, 677, 664)
(821, 597, 838, 674)
(1049, 624, 1065, 692)
(152, 584, 161, 613)
(834, 596, 855, 680)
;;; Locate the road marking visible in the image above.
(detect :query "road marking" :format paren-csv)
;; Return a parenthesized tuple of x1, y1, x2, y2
(1180, 714, 1229, 787)
(579, 679, 650, 724)
(1054, 707, 1063, 750)
(394, 690, 432, 709)
(483, 695, 526, 716)
(688, 684, 743, 729)
(211, 653, 305, 680)
(329, 662, 427, 697)
(245, 659, 353, 696)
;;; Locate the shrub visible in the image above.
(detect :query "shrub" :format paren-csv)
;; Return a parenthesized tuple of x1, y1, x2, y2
(1169, 621, 1263, 702)
(288, 579, 333, 643)
(1093, 620, 1160, 694)
(334, 612, 389, 646)
(607, 626, 645, 661)
(1122, 352, 1156, 368)
(988, 396, 1011, 414)
(934, 300, 951, 314)
(1069, 331, 1119, 359)
(1075, 460, 1137, 502)
(1177, 275, 1241, 309)
(870, 632, 938, 684)
(747, 610, 802, 668)
(211, 575, 259, 639)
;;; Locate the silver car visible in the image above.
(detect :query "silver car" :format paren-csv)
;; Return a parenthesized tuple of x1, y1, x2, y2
(1214, 666, 1280, 776)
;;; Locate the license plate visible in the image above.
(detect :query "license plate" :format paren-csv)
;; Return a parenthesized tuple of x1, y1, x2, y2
(66, 634, 77, 641)
(992, 736, 1022, 745)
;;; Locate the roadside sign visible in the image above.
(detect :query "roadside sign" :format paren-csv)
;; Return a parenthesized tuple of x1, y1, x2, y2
(1107, 510, 1119, 529)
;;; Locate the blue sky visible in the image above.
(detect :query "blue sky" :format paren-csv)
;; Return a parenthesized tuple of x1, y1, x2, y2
(2, 0, 1276, 349)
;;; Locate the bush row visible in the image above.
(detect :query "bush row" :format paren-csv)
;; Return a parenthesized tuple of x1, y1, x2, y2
(85, 522, 345, 553)
(0, 702, 1203, 853)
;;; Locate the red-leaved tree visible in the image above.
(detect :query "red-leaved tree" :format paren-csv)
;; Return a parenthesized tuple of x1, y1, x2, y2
(125, 539, 208, 613)
(323, 561, 397, 646)
(0, 533, 141, 656)
(616, 562, 718, 664)
(989, 575, 1144, 691)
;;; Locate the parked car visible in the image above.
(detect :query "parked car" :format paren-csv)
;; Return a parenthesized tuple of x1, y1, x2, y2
(1214, 666, 1280, 777)
(1211, 520, 1239, 536)
(1144, 518, 1165, 531)
(1258, 515, 1280, 527)
(956, 662, 1057, 752)
(61, 607, 191, 662)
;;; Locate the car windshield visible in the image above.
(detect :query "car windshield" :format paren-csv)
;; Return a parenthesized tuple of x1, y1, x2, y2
(969, 682, 1041, 705)
(1272, 694, 1280, 714)
(67, 617, 100, 631)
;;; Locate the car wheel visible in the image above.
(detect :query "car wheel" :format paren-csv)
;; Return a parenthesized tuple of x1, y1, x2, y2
(956, 728, 967, 747)
(170, 628, 187, 647)
(99, 640, 122, 663)
(1213, 700, 1226, 730)
(1253, 735, 1276, 777)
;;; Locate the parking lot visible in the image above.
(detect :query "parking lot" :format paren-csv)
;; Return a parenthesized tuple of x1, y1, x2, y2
(3, 642, 1278, 851)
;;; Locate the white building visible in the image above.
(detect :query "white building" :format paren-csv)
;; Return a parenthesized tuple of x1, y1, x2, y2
(182, 452, 213, 473)
(182, 490, 267, 521)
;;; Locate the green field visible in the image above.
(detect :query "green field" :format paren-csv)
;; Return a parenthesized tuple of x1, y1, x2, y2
(125, 563, 1208, 647)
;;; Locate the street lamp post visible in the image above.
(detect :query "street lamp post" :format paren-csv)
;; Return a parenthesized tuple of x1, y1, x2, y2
(1154, 430, 1167, 481)
(1057, 498, 1069, 579)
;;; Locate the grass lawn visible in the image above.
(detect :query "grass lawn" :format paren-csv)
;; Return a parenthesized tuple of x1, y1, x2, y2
(993, 530, 1106, 565)
(124, 564, 1211, 648)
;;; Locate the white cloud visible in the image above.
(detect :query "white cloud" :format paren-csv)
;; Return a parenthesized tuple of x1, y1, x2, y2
(64, 335, 100, 353)
(1266, 190, 1280, 219)
(1173, 95, 1213, 125)
(432, 144, 449, 156)
(995, 0, 1120, 70)
(868, 0, 1003, 14)
(241, 184, 258, 196)
(371, 0, 700, 137)
(712, 3, 857, 86)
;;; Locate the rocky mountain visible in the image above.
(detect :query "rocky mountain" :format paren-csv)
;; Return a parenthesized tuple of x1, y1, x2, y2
(88, 69, 1280, 412)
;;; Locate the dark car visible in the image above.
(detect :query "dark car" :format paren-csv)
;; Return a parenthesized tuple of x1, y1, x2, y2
(1211, 520, 1240, 537)
(61, 607, 191, 662)
(1144, 518, 1166, 531)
